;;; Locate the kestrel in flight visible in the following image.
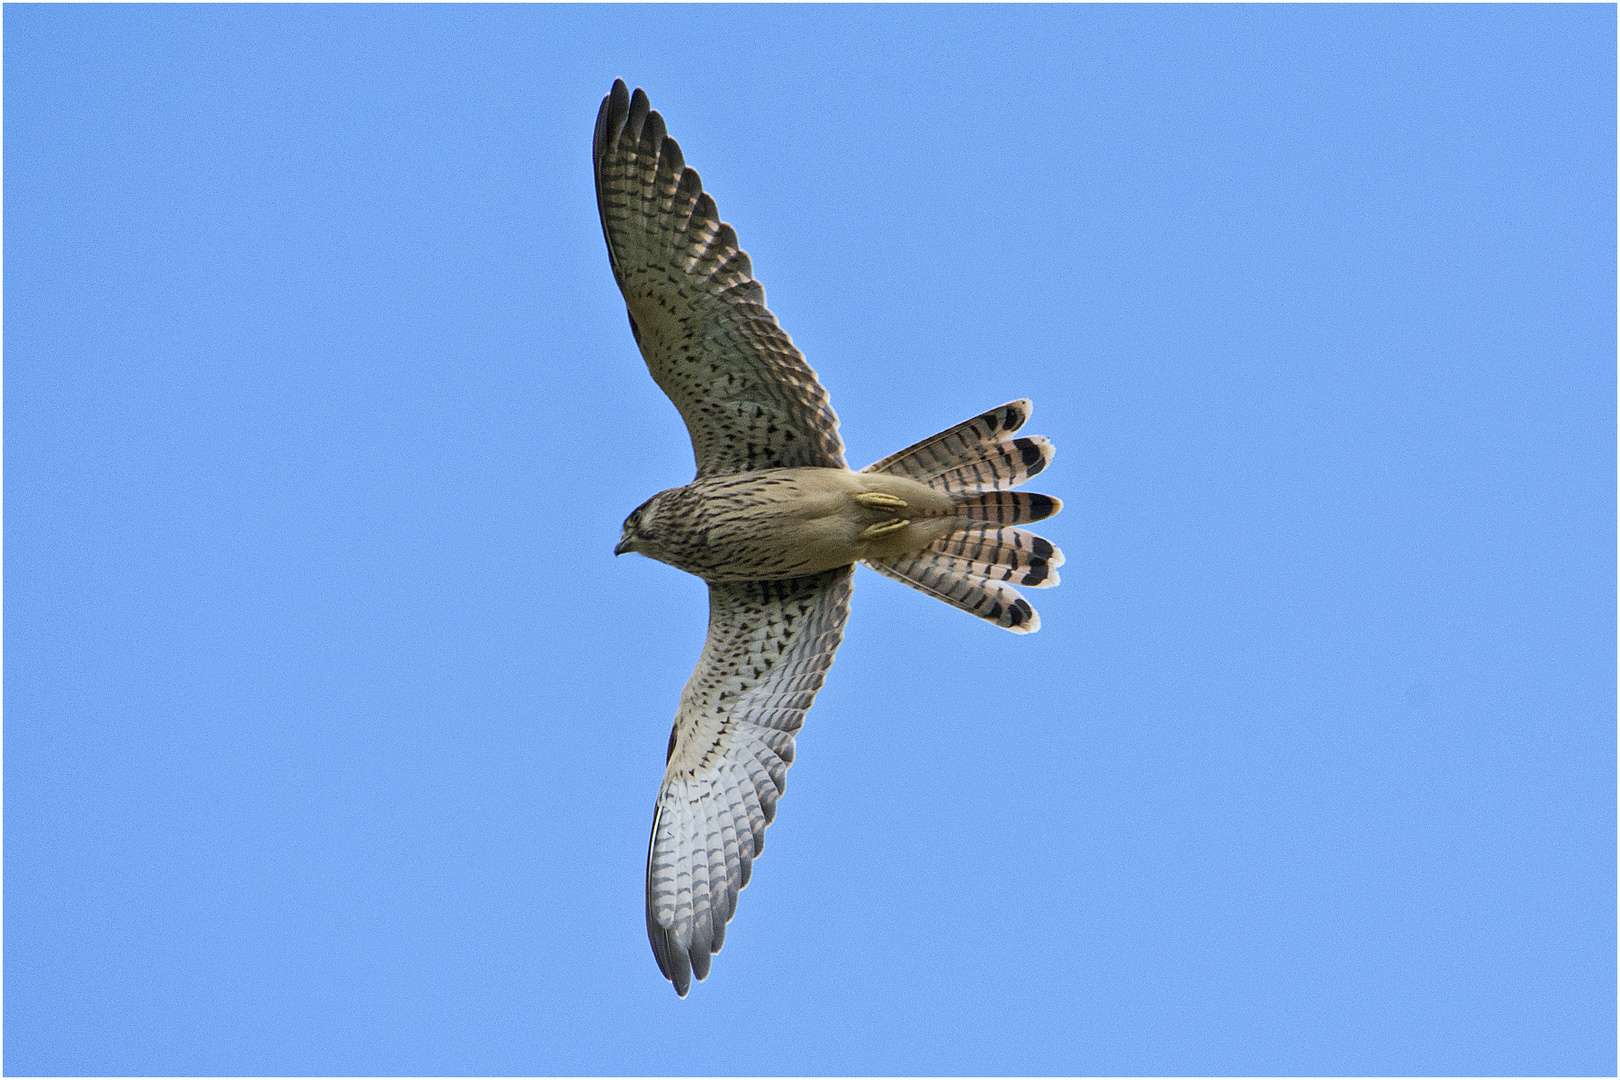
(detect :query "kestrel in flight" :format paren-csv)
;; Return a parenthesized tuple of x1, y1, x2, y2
(594, 79, 1064, 996)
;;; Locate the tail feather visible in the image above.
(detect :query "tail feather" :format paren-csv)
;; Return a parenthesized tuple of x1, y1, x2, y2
(861, 399, 1032, 482)
(954, 490, 1062, 527)
(861, 399, 1065, 634)
(864, 554, 1040, 634)
(932, 527, 1064, 589)
(923, 436, 1054, 495)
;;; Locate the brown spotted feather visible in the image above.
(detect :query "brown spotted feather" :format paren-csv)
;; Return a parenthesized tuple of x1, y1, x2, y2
(646, 567, 853, 996)
(594, 79, 845, 477)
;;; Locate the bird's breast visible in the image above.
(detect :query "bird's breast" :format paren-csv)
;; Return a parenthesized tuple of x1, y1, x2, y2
(647, 468, 953, 582)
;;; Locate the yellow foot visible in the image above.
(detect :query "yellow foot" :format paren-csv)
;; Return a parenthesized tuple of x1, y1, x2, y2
(858, 518, 911, 541)
(853, 492, 908, 511)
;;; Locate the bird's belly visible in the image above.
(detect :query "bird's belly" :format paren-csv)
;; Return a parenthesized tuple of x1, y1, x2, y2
(673, 520, 855, 582)
(652, 469, 959, 583)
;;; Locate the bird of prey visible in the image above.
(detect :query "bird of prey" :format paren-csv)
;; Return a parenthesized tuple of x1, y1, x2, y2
(595, 79, 1064, 997)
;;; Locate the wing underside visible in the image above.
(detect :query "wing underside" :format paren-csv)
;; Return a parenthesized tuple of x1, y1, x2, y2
(594, 79, 845, 477)
(646, 565, 854, 996)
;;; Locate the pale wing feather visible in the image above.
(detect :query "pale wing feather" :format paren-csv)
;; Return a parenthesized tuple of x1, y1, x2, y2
(646, 566, 854, 996)
(595, 80, 845, 477)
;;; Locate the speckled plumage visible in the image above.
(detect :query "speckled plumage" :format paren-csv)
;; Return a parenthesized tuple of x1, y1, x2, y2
(593, 80, 845, 477)
(596, 80, 1065, 996)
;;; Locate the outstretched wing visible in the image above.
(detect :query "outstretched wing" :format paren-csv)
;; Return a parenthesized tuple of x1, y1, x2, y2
(646, 566, 854, 996)
(594, 79, 846, 477)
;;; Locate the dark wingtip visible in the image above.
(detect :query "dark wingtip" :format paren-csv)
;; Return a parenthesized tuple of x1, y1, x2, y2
(595, 79, 632, 162)
(669, 944, 692, 997)
(627, 86, 650, 135)
(670, 947, 692, 997)
(651, 923, 692, 997)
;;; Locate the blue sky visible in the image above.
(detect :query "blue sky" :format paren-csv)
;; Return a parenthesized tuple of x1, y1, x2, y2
(5, 5, 1614, 1075)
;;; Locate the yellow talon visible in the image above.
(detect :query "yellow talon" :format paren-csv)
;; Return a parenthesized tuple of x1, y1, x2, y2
(853, 492, 908, 511)
(858, 518, 911, 540)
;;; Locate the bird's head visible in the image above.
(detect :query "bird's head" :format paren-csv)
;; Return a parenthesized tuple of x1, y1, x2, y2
(614, 493, 662, 557)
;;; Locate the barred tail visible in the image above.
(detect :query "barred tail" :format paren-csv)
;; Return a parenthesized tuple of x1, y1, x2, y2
(861, 400, 1064, 634)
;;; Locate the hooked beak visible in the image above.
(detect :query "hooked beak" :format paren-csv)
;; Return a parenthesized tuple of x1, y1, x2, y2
(613, 537, 631, 556)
